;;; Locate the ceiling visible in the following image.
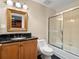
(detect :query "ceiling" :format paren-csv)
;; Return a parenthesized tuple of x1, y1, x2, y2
(32, 0, 79, 12)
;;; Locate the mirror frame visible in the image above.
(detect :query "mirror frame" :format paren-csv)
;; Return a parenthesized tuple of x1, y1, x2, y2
(7, 8, 28, 32)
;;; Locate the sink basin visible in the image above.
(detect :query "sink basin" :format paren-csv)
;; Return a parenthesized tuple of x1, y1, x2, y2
(11, 37, 26, 40)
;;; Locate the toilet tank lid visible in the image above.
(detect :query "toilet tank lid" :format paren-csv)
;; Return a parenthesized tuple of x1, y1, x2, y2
(37, 39, 48, 47)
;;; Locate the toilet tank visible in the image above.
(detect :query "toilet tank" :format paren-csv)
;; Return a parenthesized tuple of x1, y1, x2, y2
(37, 39, 48, 48)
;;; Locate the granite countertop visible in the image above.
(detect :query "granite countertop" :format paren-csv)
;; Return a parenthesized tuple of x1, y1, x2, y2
(0, 37, 38, 44)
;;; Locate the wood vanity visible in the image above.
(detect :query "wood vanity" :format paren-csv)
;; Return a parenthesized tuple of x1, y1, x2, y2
(0, 7, 37, 59)
(0, 37, 37, 59)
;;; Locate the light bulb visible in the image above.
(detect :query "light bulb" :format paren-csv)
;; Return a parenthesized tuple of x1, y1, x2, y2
(15, 2, 21, 8)
(7, 0, 13, 6)
(23, 4, 28, 9)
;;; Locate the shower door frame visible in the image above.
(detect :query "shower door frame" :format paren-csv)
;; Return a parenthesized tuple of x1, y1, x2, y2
(48, 14, 63, 49)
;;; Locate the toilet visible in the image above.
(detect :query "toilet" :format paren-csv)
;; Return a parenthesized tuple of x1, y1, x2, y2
(37, 39, 53, 59)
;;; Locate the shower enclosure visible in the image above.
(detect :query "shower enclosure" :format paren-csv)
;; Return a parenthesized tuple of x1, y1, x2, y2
(48, 8, 79, 56)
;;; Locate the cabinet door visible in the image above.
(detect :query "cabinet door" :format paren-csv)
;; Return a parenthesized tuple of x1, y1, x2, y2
(1, 42, 19, 59)
(0, 44, 2, 59)
(21, 40, 37, 59)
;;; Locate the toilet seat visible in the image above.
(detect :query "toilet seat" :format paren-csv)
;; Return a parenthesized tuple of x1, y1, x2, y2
(41, 46, 53, 56)
(43, 47, 53, 53)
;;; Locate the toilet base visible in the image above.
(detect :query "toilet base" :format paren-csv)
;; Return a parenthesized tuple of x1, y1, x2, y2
(45, 56, 51, 59)
(41, 55, 51, 59)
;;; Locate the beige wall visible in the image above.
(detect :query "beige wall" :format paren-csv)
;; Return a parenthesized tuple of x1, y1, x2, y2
(0, 0, 56, 40)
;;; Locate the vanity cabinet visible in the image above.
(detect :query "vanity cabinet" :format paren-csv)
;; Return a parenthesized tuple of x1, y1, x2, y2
(1, 42, 19, 59)
(21, 40, 37, 59)
(0, 39, 37, 59)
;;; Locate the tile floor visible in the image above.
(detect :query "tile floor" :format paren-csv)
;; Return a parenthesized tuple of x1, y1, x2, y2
(38, 54, 61, 59)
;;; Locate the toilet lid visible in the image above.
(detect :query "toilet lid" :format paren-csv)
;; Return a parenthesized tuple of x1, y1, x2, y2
(42, 47, 53, 52)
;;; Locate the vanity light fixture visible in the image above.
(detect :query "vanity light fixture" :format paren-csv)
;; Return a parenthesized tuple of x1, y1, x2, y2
(6, 0, 28, 9)
(23, 4, 28, 9)
(15, 2, 21, 8)
(7, 0, 13, 6)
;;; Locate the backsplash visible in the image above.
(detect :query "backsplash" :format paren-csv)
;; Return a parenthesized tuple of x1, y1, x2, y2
(0, 33, 31, 41)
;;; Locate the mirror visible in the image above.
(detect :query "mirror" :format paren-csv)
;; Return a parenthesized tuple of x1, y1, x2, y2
(7, 8, 28, 32)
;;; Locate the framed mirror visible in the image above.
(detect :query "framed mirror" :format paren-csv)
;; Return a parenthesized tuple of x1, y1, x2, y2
(7, 8, 28, 32)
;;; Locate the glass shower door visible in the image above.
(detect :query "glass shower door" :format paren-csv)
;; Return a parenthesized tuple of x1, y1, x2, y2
(63, 8, 79, 56)
(48, 15, 63, 48)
